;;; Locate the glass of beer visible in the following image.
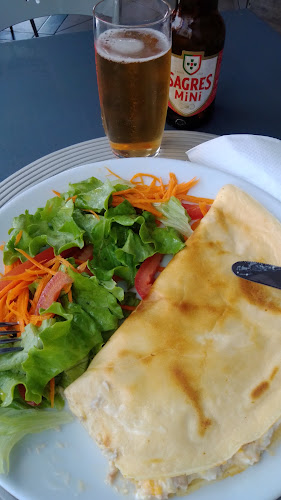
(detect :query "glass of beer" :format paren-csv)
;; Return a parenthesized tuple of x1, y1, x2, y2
(93, 0, 171, 158)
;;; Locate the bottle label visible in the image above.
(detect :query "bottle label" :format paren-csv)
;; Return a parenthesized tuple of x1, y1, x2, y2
(168, 50, 223, 117)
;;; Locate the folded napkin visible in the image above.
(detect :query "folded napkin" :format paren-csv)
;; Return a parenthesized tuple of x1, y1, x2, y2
(186, 134, 281, 202)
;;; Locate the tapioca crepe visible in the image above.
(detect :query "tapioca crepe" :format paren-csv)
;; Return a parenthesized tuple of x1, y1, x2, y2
(65, 184, 281, 498)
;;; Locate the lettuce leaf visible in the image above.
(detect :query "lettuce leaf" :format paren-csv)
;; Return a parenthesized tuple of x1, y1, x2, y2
(22, 300, 103, 403)
(0, 407, 72, 474)
(154, 197, 193, 238)
(74, 179, 115, 212)
(3, 198, 84, 265)
(86, 201, 185, 287)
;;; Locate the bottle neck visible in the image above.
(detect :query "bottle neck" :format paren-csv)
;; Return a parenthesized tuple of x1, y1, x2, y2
(176, 0, 218, 14)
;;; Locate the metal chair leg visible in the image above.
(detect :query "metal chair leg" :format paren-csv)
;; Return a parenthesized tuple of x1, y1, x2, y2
(9, 26, 15, 40)
(30, 19, 39, 37)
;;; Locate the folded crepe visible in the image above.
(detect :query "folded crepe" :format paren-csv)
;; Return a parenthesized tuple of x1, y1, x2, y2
(65, 184, 281, 499)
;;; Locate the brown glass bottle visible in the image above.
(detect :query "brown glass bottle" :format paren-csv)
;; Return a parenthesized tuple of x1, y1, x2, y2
(166, 0, 225, 130)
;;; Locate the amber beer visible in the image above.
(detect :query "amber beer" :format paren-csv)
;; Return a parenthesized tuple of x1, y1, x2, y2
(95, 28, 171, 157)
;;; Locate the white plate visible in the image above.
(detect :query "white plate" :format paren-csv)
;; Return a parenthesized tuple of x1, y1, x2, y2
(0, 157, 281, 500)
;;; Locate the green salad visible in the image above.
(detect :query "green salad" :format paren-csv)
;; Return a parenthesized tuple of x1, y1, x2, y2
(0, 171, 196, 473)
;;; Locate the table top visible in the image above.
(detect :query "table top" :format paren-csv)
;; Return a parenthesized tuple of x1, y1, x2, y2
(0, 9, 280, 183)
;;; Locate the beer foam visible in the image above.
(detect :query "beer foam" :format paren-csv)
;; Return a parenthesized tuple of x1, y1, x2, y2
(113, 37, 145, 56)
(96, 28, 170, 63)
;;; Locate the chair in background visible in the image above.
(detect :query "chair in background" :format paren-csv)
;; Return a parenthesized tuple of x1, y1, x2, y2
(0, 0, 96, 33)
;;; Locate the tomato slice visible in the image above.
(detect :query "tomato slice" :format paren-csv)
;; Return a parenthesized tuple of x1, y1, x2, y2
(18, 384, 39, 407)
(181, 202, 204, 220)
(0, 247, 55, 292)
(135, 254, 163, 300)
(35, 271, 73, 314)
(75, 244, 93, 262)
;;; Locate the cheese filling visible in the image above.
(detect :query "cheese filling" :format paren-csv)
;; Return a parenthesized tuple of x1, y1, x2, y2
(108, 418, 281, 500)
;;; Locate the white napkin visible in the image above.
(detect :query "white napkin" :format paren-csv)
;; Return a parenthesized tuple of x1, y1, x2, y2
(186, 134, 281, 202)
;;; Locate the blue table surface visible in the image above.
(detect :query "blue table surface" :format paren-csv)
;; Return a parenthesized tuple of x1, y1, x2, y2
(0, 9, 280, 182)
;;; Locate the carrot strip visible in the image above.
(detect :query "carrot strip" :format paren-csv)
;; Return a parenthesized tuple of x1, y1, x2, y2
(175, 177, 199, 193)
(6, 281, 30, 304)
(50, 378, 55, 408)
(130, 173, 161, 184)
(66, 195, 77, 203)
(68, 288, 73, 303)
(82, 209, 100, 219)
(121, 305, 136, 311)
(199, 201, 210, 216)
(0, 272, 41, 282)
(113, 188, 146, 198)
(75, 259, 85, 265)
(180, 194, 214, 204)
(43, 259, 61, 272)
(4, 265, 13, 274)
(63, 283, 72, 294)
(16, 287, 30, 331)
(15, 249, 56, 275)
(29, 313, 53, 325)
(30, 274, 52, 315)
(54, 255, 77, 272)
(52, 190, 61, 197)
(0, 280, 21, 300)
(0, 295, 8, 320)
(77, 261, 88, 273)
(106, 167, 123, 179)
(14, 230, 23, 245)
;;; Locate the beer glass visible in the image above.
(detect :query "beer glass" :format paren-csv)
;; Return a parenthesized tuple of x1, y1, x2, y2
(94, 0, 171, 158)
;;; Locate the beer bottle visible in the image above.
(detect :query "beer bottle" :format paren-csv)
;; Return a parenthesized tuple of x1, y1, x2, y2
(166, 0, 225, 129)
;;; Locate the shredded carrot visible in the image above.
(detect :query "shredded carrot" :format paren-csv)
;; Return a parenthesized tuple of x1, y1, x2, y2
(111, 171, 210, 218)
(77, 261, 88, 273)
(180, 194, 214, 204)
(130, 173, 162, 184)
(0, 244, 4, 251)
(63, 282, 72, 294)
(121, 305, 136, 311)
(15, 230, 23, 245)
(16, 287, 29, 329)
(66, 195, 77, 203)
(29, 314, 54, 325)
(29, 274, 52, 315)
(15, 249, 57, 276)
(68, 288, 73, 303)
(54, 255, 77, 272)
(4, 264, 13, 274)
(199, 201, 210, 216)
(106, 167, 123, 179)
(50, 378, 55, 408)
(52, 190, 61, 197)
(0, 280, 22, 300)
(0, 251, 75, 329)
